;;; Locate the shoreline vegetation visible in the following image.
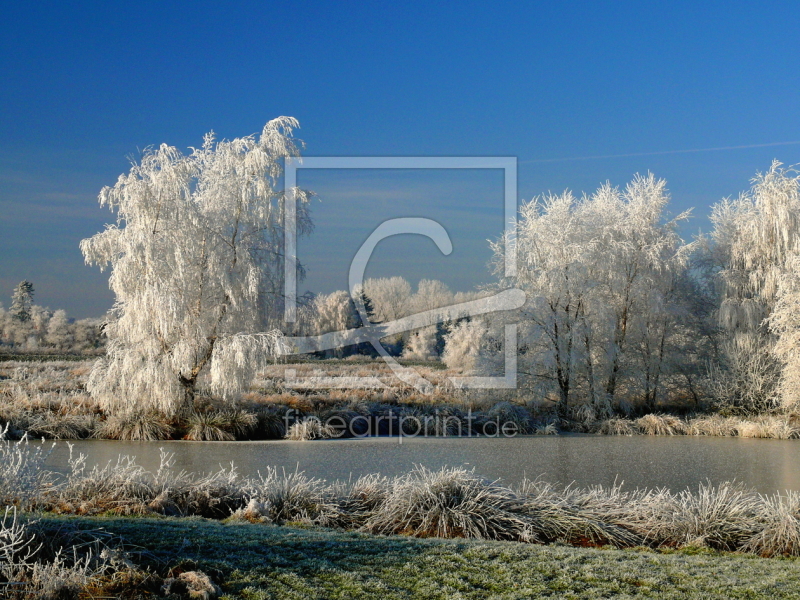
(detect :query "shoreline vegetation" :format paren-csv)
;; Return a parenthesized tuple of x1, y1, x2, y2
(4, 436, 800, 597)
(3, 358, 800, 442)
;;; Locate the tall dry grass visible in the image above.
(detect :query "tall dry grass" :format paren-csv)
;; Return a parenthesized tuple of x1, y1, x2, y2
(6, 433, 800, 558)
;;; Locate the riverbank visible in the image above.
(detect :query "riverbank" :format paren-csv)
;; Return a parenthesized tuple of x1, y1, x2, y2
(6, 433, 800, 597)
(9, 515, 800, 599)
(2, 358, 799, 442)
(5, 435, 800, 558)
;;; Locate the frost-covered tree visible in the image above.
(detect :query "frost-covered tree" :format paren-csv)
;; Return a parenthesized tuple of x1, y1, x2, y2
(73, 318, 105, 353)
(403, 325, 438, 360)
(362, 276, 413, 353)
(490, 174, 694, 415)
(45, 309, 72, 350)
(582, 176, 694, 407)
(404, 279, 454, 359)
(305, 290, 359, 357)
(710, 161, 800, 412)
(10, 281, 34, 322)
(81, 117, 311, 416)
(442, 319, 489, 373)
(410, 279, 453, 314)
(363, 277, 413, 323)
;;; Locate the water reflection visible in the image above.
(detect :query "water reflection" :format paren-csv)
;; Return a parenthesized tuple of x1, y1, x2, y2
(42, 434, 800, 494)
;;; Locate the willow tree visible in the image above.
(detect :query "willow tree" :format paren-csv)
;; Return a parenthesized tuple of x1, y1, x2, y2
(81, 117, 312, 416)
(713, 162, 800, 412)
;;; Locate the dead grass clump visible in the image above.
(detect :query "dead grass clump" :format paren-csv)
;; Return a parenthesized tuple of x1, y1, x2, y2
(161, 570, 221, 599)
(668, 482, 761, 551)
(743, 491, 800, 556)
(251, 406, 287, 439)
(185, 411, 235, 441)
(516, 479, 592, 544)
(517, 480, 642, 547)
(687, 415, 739, 436)
(364, 466, 532, 541)
(180, 465, 246, 518)
(534, 423, 559, 435)
(221, 409, 258, 439)
(634, 414, 687, 436)
(740, 416, 799, 439)
(243, 468, 336, 525)
(562, 484, 646, 547)
(326, 474, 390, 529)
(485, 401, 533, 435)
(596, 418, 635, 436)
(285, 418, 338, 441)
(54, 455, 160, 516)
(26, 413, 96, 440)
(96, 411, 173, 441)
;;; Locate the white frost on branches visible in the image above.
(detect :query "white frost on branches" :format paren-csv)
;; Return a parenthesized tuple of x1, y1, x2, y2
(481, 173, 695, 414)
(712, 162, 800, 412)
(81, 117, 311, 416)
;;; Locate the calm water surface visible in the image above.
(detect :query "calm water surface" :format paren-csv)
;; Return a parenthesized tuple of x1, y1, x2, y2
(39, 434, 800, 494)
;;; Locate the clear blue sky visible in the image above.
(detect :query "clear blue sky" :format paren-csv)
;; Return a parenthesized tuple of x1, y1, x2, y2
(2, 1, 799, 317)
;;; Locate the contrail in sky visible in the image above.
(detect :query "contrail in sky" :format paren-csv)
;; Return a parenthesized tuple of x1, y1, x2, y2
(520, 141, 800, 164)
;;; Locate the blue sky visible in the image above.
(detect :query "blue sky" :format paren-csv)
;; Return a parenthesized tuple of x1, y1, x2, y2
(2, 1, 799, 317)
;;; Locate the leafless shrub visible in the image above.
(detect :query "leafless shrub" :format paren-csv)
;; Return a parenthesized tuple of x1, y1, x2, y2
(0, 428, 55, 509)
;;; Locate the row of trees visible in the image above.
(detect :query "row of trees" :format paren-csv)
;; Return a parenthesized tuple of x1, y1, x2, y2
(298, 278, 485, 359)
(0, 281, 104, 353)
(76, 116, 800, 418)
(442, 163, 800, 417)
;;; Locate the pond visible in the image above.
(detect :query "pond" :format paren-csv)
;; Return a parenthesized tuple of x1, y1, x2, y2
(39, 434, 800, 494)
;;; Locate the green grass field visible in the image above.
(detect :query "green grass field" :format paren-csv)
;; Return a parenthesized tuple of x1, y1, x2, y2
(41, 515, 800, 599)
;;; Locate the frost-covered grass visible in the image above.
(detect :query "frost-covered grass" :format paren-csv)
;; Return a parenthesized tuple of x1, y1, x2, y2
(32, 515, 800, 599)
(594, 413, 800, 439)
(0, 507, 161, 599)
(7, 433, 800, 596)
(5, 434, 800, 559)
